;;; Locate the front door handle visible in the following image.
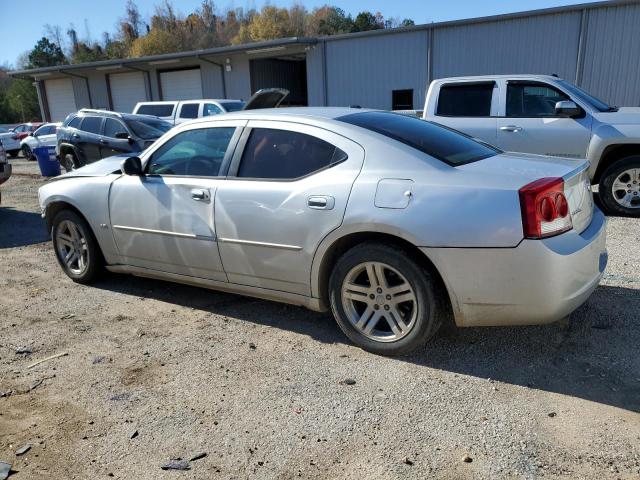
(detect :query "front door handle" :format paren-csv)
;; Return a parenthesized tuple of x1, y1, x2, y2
(99, 139, 108, 144)
(500, 125, 523, 132)
(308, 195, 335, 210)
(191, 189, 210, 201)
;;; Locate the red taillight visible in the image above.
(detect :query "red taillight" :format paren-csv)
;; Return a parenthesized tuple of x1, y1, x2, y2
(519, 177, 572, 239)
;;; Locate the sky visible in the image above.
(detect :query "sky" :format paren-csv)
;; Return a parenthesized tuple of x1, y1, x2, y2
(0, 0, 602, 67)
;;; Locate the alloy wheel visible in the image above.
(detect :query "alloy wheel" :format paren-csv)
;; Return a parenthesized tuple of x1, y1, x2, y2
(341, 261, 418, 342)
(55, 220, 89, 275)
(611, 168, 640, 209)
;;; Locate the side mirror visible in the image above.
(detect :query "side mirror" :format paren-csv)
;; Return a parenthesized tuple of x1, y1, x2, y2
(121, 156, 143, 176)
(115, 132, 134, 143)
(555, 100, 581, 118)
(28, 132, 35, 137)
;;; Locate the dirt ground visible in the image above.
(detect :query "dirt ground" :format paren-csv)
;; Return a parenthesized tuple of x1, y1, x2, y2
(1, 159, 639, 479)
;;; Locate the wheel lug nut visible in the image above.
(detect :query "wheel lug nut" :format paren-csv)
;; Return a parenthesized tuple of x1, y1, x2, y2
(384, 305, 390, 311)
(377, 288, 382, 294)
(369, 294, 375, 300)
(374, 304, 380, 310)
(386, 294, 391, 300)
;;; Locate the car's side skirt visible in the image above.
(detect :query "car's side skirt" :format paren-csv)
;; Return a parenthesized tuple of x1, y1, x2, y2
(106, 264, 326, 312)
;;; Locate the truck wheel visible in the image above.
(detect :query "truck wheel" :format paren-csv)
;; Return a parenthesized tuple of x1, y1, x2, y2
(599, 156, 640, 217)
(329, 243, 446, 356)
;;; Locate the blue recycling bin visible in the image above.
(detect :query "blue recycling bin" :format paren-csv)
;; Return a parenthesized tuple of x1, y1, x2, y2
(34, 146, 61, 177)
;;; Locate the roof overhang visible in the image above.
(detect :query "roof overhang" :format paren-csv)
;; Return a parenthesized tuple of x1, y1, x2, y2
(9, 37, 317, 78)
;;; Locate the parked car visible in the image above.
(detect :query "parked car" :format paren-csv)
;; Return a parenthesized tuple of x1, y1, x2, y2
(56, 109, 172, 172)
(38, 108, 606, 355)
(0, 141, 11, 204)
(21, 122, 61, 160)
(0, 129, 21, 158)
(133, 99, 246, 125)
(422, 74, 640, 216)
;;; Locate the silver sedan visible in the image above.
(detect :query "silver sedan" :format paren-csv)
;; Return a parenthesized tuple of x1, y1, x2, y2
(38, 108, 607, 355)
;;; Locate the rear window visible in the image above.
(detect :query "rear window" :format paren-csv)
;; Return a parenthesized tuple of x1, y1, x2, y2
(436, 82, 494, 117)
(337, 111, 499, 166)
(136, 104, 175, 117)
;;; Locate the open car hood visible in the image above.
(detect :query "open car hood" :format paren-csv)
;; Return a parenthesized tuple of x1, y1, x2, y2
(242, 88, 289, 110)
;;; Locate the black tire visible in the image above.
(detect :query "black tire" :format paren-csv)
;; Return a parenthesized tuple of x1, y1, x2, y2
(329, 243, 446, 356)
(7, 149, 19, 158)
(21, 144, 34, 161)
(61, 152, 78, 173)
(51, 209, 103, 284)
(599, 156, 640, 217)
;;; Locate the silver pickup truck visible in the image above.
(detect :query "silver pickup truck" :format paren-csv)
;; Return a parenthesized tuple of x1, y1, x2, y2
(421, 74, 640, 216)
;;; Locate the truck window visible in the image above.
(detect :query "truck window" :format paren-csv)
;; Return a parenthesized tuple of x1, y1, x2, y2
(136, 104, 175, 117)
(506, 83, 569, 117)
(436, 83, 494, 117)
(179, 103, 199, 119)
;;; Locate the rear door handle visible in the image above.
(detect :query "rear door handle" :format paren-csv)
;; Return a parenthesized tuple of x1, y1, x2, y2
(99, 139, 108, 144)
(308, 195, 335, 210)
(500, 125, 523, 132)
(72, 133, 80, 138)
(191, 188, 210, 201)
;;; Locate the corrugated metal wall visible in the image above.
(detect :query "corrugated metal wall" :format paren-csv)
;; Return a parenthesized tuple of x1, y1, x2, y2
(580, 2, 640, 106)
(324, 30, 430, 109)
(432, 11, 582, 80)
(306, 43, 325, 106)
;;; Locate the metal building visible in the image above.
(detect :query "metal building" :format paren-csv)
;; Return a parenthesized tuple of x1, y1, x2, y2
(11, 0, 640, 122)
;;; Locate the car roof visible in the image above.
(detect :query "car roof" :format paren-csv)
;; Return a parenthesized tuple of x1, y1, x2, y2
(75, 109, 166, 122)
(184, 107, 372, 125)
(433, 74, 564, 83)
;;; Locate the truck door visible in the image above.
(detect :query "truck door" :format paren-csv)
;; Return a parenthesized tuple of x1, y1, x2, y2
(429, 81, 498, 146)
(496, 81, 592, 158)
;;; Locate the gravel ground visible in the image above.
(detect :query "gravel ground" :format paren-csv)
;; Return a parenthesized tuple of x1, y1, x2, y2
(1, 159, 639, 479)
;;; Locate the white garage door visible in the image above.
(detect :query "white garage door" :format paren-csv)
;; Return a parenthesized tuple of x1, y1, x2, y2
(109, 71, 147, 113)
(45, 78, 77, 121)
(160, 69, 203, 100)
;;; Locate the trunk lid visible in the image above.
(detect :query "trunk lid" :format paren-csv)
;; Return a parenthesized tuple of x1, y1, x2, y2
(460, 152, 594, 234)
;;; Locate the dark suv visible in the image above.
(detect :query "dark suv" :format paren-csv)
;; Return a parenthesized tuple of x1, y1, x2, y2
(57, 109, 172, 172)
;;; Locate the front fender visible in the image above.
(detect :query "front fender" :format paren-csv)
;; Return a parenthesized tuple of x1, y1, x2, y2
(587, 124, 640, 180)
(39, 176, 121, 264)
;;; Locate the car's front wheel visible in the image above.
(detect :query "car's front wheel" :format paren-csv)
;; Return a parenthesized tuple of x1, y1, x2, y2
(51, 210, 103, 283)
(61, 152, 78, 173)
(329, 243, 446, 356)
(599, 156, 640, 217)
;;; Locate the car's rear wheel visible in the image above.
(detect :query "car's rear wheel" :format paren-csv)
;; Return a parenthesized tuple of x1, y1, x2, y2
(52, 210, 103, 283)
(329, 243, 445, 356)
(599, 156, 640, 217)
(61, 152, 78, 173)
(21, 144, 34, 160)
(7, 150, 19, 158)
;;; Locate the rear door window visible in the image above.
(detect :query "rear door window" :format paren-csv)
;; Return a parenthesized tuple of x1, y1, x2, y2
(237, 128, 347, 180)
(179, 103, 199, 119)
(338, 111, 498, 166)
(80, 117, 103, 135)
(436, 83, 495, 117)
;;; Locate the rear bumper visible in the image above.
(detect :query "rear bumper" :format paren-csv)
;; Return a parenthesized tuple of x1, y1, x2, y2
(422, 208, 607, 327)
(1, 139, 20, 151)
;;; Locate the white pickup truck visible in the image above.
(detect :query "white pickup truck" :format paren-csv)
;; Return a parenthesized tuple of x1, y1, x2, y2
(422, 74, 640, 216)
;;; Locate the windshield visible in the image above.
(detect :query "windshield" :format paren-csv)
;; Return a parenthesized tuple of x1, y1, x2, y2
(125, 118, 172, 140)
(558, 80, 614, 112)
(221, 101, 245, 112)
(338, 111, 499, 166)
